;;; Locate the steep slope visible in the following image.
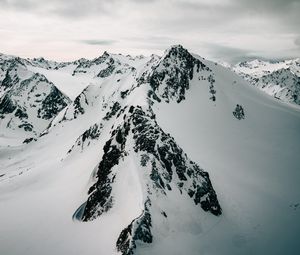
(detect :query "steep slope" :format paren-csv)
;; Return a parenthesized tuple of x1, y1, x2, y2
(154, 56, 300, 254)
(148, 45, 215, 103)
(0, 46, 299, 255)
(0, 55, 31, 96)
(0, 63, 71, 142)
(233, 58, 300, 105)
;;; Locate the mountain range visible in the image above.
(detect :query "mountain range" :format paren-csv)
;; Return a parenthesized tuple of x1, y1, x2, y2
(0, 45, 299, 255)
(231, 58, 300, 105)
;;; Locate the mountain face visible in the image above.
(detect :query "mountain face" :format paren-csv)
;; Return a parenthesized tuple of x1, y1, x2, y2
(0, 57, 70, 141)
(148, 45, 210, 103)
(232, 58, 300, 105)
(0, 46, 300, 255)
(0, 56, 30, 96)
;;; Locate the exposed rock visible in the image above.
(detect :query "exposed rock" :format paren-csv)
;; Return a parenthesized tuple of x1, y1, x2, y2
(81, 121, 129, 221)
(131, 106, 222, 215)
(15, 108, 28, 119)
(233, 104, 245, 120)
(103, 102, 121, 121)
(80, 104, 221, 226)
(148, 45, 209, 103)
(18, 123, 33, 131)
(97, 58, 115, 78)
(38, 86, 69, 120)
(68, 123, 103, 153)
(116, 200, 153, 255)
(62, 88, 89, 120)
(0, 94, 16, 118)
(208, 74, 217, 101)
(23, 137, 37, 144)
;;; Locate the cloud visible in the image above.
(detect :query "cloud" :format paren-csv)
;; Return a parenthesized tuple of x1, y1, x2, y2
(0, 0, 112, 18)
(201, 40, 300, 64)
(80, 39, 116, 45)
(234, 0, 300, 30)
(202, 43, 256, 63)
(0, 0, 299, 62)
(295, 36, 300, 47)
(234, 0, 300, 12)
(0, 0, 157, 18)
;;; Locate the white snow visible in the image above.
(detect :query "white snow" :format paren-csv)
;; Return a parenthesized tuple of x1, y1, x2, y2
(153, 60, 300, 254)
(28, 66, 91, 100)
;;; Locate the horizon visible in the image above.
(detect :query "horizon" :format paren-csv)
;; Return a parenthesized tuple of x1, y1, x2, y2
(1, 44, 299, 65)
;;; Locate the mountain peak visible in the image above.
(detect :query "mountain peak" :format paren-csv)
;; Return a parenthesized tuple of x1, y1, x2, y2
(102, 51, 110, 57)
(33, 57, 46, 62)
(147, 45, 211, 103)
(92, 51, 111, 64)
(164, 44, 189, 56)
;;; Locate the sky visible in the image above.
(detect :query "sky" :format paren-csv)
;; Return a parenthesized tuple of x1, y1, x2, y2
(0, 0, 299, 63)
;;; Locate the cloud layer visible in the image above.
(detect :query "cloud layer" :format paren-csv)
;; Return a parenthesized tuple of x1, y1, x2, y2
(0, 0, 299, 63)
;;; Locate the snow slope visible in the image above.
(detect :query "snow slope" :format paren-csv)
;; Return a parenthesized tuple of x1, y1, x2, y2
(28, 65, 89, 100)
(0, 46, 299, 255)
(154, 57, 300, 254)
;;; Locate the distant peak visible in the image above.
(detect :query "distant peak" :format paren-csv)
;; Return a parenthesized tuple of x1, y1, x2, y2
(77, 57, 88, 62)
(237, 59, 265, 68)
(93, 51, 111, 62)
(33, 57, 46, 62)
(102, 51, 110, 57)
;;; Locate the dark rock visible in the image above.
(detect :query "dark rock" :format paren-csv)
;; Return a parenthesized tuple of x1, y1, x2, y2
(97, 59, 115, 78)
(116, 200, 152, 255)
(147, 45, 208, 103)
(18, 123, 33, 131)
(38, 86, 69, 120)
(68, 123, 103, 153)
(131, 107, 221, 215)
(81, 121, 129, 221)
(121, 90, 129, 99)
(0, 94, 16, 118)
(103, 102, 121, 121)
(23, 137, 37, 144)
(15, 108, 28, 119)
(161, 211, 167, 218)
(233, 104, 245, 120)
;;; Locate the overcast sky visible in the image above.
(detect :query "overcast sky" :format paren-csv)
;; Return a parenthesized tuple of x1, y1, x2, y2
(0, 0, 299, 63)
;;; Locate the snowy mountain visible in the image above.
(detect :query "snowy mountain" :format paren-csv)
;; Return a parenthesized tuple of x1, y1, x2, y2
(0, 46, 300, 255)
(0, 56, 71, 142)
(232, 58, 300, 105)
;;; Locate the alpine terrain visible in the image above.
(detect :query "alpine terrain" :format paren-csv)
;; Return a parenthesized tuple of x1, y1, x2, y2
(0, 45, 299, 255)
(232, 58, 300, 105)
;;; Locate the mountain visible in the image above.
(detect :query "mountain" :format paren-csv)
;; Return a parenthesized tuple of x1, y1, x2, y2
(232, 58, 300, 105)
(0, 46, 300, 255)
(0, 55, 71, 142)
